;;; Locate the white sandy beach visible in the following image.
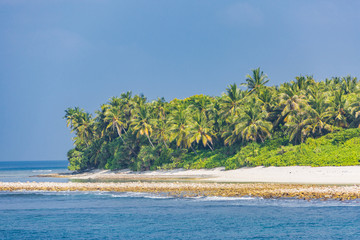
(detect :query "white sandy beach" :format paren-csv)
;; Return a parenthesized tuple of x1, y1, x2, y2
(58, 166, 360, 185)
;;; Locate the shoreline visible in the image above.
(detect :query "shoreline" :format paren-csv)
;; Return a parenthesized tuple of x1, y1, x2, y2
(1, 181, 360, 200)
(39, 166, 360, 185)
(11, 166, 360, 200)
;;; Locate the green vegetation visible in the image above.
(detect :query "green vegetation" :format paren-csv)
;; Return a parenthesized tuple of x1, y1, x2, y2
(65, 68, 360, 171)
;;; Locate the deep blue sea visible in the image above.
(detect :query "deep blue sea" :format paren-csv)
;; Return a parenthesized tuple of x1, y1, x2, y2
(1, 161, 360, 239)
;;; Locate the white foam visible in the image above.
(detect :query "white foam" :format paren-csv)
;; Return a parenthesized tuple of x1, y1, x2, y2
(193, 196, 258, 201)
(108, 192, 172, 199)
(32, 170, 53, 173)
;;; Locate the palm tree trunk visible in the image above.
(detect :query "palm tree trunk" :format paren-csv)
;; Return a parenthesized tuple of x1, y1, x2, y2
(118, 134, 126, 144)
(190, 144, 198, 155)
(146, 134, 155, 148)
(252, 143, 255, 157)
(116, 125, 123, 139)
(116, 126, 138, 156)
(163, 140, 168, 149)
(207, 142, 214, 151)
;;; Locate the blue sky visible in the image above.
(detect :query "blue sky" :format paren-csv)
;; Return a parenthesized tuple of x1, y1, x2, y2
(1, 0, 360, 161)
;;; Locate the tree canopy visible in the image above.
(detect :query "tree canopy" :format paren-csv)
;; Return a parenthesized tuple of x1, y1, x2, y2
(65, 68, 360, 171)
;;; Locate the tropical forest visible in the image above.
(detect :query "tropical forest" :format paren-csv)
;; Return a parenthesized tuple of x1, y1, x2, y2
(65, 68, 360, 171)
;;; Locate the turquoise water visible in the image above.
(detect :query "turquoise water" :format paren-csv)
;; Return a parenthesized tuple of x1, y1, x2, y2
(1, 161, 360, 239)
(0, 161, 69, 182)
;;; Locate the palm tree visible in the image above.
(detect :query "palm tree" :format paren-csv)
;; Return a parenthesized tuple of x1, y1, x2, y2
(131, 94, 147, 107)
(293, 75, 315, 92)
(306, 108, 333, 137)
(64, 107, 81, 129)
(223, 105, 272, 156)
(284, 112, 311, 144)
(74, 112, 95, 147)
(305, 90, 333, 137)
(329, 90, 349, 127)
(131, 104, 155, 148)
(349, 98, 360, 128)
(257, 87, 277, 112)
(152, 97, 167, 120)
(341, 75, 358, 94)
(120, 91, 133, 124)
(222, 113, 242, 146)
(236, 107, 272, 156)
(64, 107, 95, 147)
(189, 95, 215, 120)
(189, 113, 215, 151)
(168, 104, 193, 152)
(278, 83, 308, 121)
(236, 108, 272, 143)
(94, 105, 112, 139)
(322, 77, 342, 92)
(219, 84, 245, 119)
(104, 105, 127, 143)
(244, 67, 269, 94)
(152, 118, 170, 148)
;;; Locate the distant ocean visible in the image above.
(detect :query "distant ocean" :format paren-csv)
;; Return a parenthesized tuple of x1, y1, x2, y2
(1, 161, 360, 239)
(0, 160, 69, 182)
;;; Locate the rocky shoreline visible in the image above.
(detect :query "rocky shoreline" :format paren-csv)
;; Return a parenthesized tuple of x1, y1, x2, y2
(1, 181, 360, 201)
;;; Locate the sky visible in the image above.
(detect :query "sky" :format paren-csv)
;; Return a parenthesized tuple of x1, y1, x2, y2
(1, 0, 360, 161)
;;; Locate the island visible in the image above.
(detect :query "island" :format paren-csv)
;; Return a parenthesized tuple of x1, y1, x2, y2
(4, 68, 360, 201)
(64, 68, 360, 172)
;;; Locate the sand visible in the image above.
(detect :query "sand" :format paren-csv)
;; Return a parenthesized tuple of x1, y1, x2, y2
(3, 166, 359, 200)
(44, 166, 360, 185)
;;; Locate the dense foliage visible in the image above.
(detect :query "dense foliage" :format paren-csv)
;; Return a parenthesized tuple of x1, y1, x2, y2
(65, 68, 360, 171)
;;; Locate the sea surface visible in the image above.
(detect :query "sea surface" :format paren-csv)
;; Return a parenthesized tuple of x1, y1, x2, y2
(1, 161, 360, 239)
(0, 160, 70, 182)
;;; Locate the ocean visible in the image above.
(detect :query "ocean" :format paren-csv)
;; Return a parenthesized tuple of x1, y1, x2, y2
(0, 161, 360, 239)
(0, 161, 70, 182)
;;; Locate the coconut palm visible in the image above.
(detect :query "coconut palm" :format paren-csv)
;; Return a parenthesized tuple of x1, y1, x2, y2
(104, 105, 127, 143)
(152, 118, 170, 148)
(306, 108, 333, 137)
(120, 91, 133, 124)
(219, 84, 246, 119)
(236, 108, 272, 143)
(94, 105, 111, 139)
(257, 87, 277, 112)
(329, 90, 350, 127)
(284, 112, 311, 144)
(64, 107, 81, 129)
(244, 67, 269, 94)
(189, 95, 215, 120)
(278, 83, 308, 120)
(189, 113, 215, 151)
(64, 107, 95, 146)
(74, 112, 95, 147)
(222, 112, 242, 146)
(341, 75, 358, 94)
(131, 104, 155, 148)
(168, 104, 193, 151)
(293, 75, 315, 92)
(152, 97, 167, 120)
